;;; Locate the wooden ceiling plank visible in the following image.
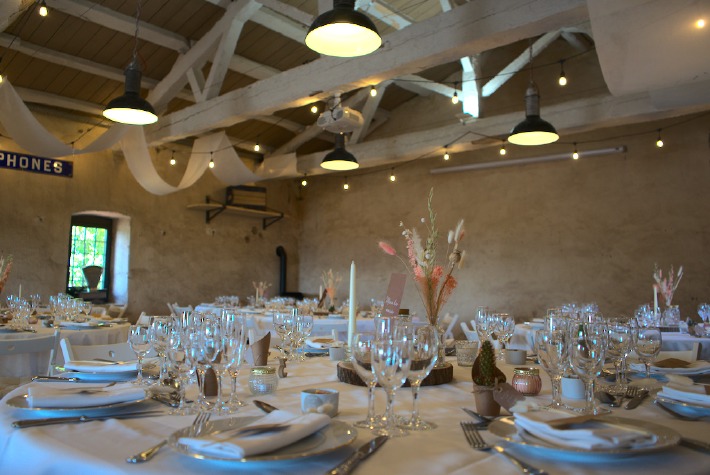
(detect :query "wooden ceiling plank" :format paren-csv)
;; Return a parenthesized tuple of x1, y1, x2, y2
(350, 80, 391, 143)
(16, 86, 103, 115)
(356, 0, 412, 30)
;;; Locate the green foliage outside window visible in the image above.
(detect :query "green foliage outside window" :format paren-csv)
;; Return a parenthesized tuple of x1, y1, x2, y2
(68, 226, 108, 289)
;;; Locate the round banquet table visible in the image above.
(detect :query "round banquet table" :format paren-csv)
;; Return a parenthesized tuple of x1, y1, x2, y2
(0, 321, 131, 382)
(1, 353, 709, 475)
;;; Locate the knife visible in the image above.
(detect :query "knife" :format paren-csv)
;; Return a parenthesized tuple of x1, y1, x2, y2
(254, 400, 279, 414)
(12, 410, 163, 428)
(624, 390, 650, 410)
(679, 437, 710, 454)
(325, 436, 388, 475)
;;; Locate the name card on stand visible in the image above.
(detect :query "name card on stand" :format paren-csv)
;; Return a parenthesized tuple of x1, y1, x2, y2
(382, 273, 407, 317)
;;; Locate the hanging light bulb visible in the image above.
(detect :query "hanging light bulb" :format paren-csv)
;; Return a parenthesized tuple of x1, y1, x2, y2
(343, 179, 349, 190)
(558, 61, 567, 86)
(656, 129, 664, 148)
(254, 142, 260, 152)
(696, 18, 706, 28)
(305, 0, 382, 57)
(443, 148, 450, 161)
(370, 86, 377, 97)
(169, 151, 176, 166)
(301, 174, 308, 187)
(389, 169, 396, 182)
(209, 152, 215, 169)
(499, 143, 507, 156)
(572, 143, 579, 160)
(451, 82, 460, 105)
(310, 104, 319, 114)
(38, 0, 48, 17)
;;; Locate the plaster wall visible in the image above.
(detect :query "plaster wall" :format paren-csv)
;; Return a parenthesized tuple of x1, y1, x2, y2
(297, 115, 710, 329)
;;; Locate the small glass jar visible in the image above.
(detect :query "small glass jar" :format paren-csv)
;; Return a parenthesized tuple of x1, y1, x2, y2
(248, 366, 278, 395)
(512, 367, 542, 396)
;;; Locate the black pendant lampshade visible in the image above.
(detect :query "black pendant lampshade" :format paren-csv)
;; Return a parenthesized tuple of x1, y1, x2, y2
(321, 133, 359, 170)
(103, 57, 158, 125)
(305, 0, 381, 57)
(508, 80, 558, 146)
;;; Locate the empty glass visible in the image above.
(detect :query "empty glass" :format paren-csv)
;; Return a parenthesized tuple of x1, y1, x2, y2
(493, 313, 515, 360)
(372, 336, 412, 438)
(351, 332, 382, 429)
(568, 321, 608, 415)
(605, 318, 634, 395)
(635, 327, 662, 383)
(400, 325, 438, 431)
(128, 325, 151, 385)
(221, 313, 248, 413)
(535, 329, 568, 408)
(166, 327, 196, 415)
(149, 316, 172, 385)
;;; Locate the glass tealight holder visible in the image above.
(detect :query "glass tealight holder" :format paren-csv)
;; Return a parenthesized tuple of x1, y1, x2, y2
(248, 366, 278, 395)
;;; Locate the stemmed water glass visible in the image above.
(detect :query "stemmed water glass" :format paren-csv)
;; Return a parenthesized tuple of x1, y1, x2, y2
(493, 313, 515, 360)
(222, 312, 249, 412)
(273, 311, 293, 358)
(185, 329, 209, 410)
(605, 318, 634, 395)
(128, 325, 152, 385)
(635, 327, 662, 386)
(568, 321, 609, 415)
(400, 325, 438, 431)
(292, 313, 314, 361)
(166, 327, 196, 415)
(474, 306, 492, 342)
(149, 316, 172, 385)
(351, 332, 382, 429)
(200, 315, 224, 412)
(535, 329, 568, 408)
(371, 334, 412, 438)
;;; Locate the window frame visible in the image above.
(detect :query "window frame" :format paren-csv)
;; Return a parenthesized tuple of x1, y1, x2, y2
(66, 215, 113, 302)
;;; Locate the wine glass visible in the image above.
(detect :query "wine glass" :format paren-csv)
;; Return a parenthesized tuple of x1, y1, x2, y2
(128, 325, 151, 385)
(474, 306, 492, 342)
(222, 313, 248, 413)
(535, 329, 568, 408)
(372, 336, 412, 438)
(400, 325, 439, 431)
(494, 313, 515, 360)
(272, 311, 293, 358)
(200, 315, 224, 412)
(605, 318, 633, 395)
(635, 327, 662, 385)
(185, 329, 209, 410)
(568, 321, 608, 415)
(149, 316, 172, 385)
(351, 332, 383, 429)
(292, 313, 314, 361)
(166, 327, 196, 415)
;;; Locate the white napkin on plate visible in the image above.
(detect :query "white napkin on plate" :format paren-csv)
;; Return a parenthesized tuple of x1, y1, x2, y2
(305, 337, 336, 349)
(178, 410, 330, 459)
(657, 381, 710, 407)
(629, 360, 710, 375)
(64, 360, 139, 373)
(59, 321, 98, 327)
(26, 382, 146, 408)
(514, 409, 658, 450)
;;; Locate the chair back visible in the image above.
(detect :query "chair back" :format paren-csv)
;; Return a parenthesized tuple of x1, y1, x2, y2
(0, 330, 59, 376)
(657, 341, 700, 362)
(60, 338, 136, 363)
(460, 321, 479, 341)
(107, 304, 127, 319)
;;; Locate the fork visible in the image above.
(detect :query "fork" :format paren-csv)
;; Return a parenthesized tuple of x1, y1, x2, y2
(609, 386, 640, 407)
(460, 422, 548, 475)
(126, 411, 210, 463)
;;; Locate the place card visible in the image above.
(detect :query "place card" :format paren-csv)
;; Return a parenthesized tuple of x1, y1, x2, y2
(381, 273, 406, 317)
(492, 382, 525, 410)
(654, 358, 692, 368)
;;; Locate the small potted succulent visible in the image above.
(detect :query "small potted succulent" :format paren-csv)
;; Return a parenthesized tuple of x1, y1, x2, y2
(471, 340, 507, 416)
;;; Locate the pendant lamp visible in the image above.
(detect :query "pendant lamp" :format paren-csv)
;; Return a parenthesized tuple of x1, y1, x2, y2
(103, 0, 157, 125)
(321, 133, 359, 170)
(305, 0, 381, 57)
(508, 42, 558, 146)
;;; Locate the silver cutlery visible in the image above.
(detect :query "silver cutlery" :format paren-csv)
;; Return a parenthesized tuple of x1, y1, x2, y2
(325, 435, 388, 475)
(462, 408, 495, 429)
(460, 422, 547, 475)
(679, 437, 710, 454)
(31, 376, 80, 383)
(254, 399, 279, 414)
(12, 410, 163, 428)
(624, 389, 649, 409)
(609, 387, 640, 407)
(126, 411, 210, 463)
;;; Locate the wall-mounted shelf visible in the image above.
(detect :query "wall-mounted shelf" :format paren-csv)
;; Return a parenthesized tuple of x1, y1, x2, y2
(188, 189, 284, 229)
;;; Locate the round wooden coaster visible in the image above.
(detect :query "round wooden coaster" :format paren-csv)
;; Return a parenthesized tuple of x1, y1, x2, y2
(336, 361, 453, 387)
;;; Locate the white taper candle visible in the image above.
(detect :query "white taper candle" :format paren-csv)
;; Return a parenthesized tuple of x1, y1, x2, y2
(348, 261, 356, 348)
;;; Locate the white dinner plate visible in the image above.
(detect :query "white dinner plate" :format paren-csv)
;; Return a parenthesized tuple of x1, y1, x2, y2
(488, 416, 680, 457)
(58, 370, 138, 382)
(655, 395, 710, 420)
(168, 416, 357, 462)
(5, 392, 148, 417)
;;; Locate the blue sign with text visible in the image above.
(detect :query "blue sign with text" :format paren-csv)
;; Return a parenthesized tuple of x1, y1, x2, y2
(0, 150, 73, 178)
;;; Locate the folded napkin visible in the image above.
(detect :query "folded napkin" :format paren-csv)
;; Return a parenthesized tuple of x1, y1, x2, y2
(178, 410, 331, 459)
(59, 321, 98, 328)
(658, 381, 710, 407)
(64, 360, 139, 373)
(305, 337, 337, 349)
(514, 409, 658, 450)
(26, 382, 146, 408)
(629, 360, 710, 375)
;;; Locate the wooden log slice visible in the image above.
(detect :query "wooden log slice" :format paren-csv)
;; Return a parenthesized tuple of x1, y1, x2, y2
(337, 361, 453, 387)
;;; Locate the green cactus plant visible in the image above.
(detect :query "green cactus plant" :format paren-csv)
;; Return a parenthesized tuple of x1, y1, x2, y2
(471, 340, 507, 387)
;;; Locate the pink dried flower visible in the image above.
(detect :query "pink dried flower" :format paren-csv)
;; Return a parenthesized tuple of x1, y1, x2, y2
(378, 241, 397, 256)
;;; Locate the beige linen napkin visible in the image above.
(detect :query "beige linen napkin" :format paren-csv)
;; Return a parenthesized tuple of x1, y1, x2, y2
(26, 382, 146, 408)
(177, 410, 330, 459)
(630, 360, 710, 375)
(514, 409, 658, 450)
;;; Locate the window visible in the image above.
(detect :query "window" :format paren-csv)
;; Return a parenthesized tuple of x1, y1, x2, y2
(66, 215, 113, 300)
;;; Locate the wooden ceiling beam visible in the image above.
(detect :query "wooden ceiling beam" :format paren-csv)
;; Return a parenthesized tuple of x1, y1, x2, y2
(147, 0, 588, 145)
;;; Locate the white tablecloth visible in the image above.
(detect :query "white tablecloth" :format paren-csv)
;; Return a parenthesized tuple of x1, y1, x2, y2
(1, 355, 709, 474)
(0, 322, 130, 380)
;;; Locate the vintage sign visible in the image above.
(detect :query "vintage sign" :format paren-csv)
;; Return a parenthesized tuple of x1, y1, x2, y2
(0, 150, 73, 178)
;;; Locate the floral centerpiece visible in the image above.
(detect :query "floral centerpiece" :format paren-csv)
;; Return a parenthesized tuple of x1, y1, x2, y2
(653, 264, 683, 325)
(0, 254, 12, 295)
(321, 269, 342, 311)
(378, 188, 465, 365)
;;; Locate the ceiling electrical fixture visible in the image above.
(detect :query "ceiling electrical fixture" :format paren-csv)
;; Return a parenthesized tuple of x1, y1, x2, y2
(305, 0, 381, 57)
(209, 152, 215, 169)
(558, 61, 567, 86)
(102, 0, 157, 125)
(443, 148, 450, 161)
(451, 82, 460, 104)
(169, 151, 176, 166)
(508, 43, 559, 146)
(656, 129, 664, 147)
(697, 18, 706, 28)
(301, 174, 308, 187)
(499, 143, 507, 156)
(572, 143, 579, 160)
(390, 169, 396, 182)
(343, 179, 349, 190)
(38, 0, 48, 17)
(254, 142, 260, 152)
(310, 104, 319, 114)
(370, 86, 377, 97)
(321, 133, 359, 170)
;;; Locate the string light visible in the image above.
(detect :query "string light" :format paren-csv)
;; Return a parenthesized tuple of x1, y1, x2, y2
(443, 148, 450, 161)
(656, 129, 664, 148)
(169, 150, 176, 166)
(343, 178, 349, 190)
(38, 0, 48, 17)
(389, 169, 396, 182)
(451, 82, 459, 105)
(254, 141, 260, 152)
(370, 86, 377, 97)
(696, 18, 706, 28)
(558, 61, 567, 86)
(499, 143, 506, 156)
(301, 174, 307, 187)
(209, 152, 214, 168)
(572, 142, 579, 160)
(310, 104, 319, 114)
